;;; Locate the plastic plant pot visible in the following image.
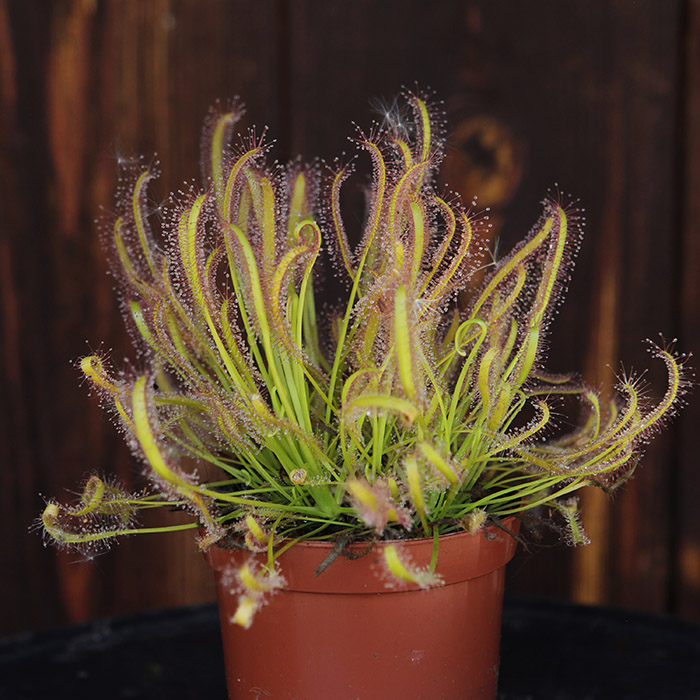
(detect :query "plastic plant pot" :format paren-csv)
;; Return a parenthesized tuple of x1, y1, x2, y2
(205, 518, 519, 700)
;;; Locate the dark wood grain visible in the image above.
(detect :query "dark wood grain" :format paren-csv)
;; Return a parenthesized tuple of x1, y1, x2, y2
(0, 0, 697, 637)
(676, 0, 700, 620)
(1, 0, 68, 637)
(0, 0, 280, 636)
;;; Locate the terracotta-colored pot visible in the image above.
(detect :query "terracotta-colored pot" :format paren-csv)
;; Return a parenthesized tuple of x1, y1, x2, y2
(205, 518, 519, 700)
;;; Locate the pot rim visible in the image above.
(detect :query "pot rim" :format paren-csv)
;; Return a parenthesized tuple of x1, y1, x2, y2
(205, 516, 520, 593)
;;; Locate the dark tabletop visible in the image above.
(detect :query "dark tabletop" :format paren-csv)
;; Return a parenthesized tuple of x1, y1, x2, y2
(1, 597, 699, 699)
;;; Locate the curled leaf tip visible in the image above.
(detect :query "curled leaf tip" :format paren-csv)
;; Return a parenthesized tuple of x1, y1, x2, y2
(383, 545, 443, 589)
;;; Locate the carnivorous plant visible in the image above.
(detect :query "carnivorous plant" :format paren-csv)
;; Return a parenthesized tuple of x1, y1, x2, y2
(42, 92, 688, 626)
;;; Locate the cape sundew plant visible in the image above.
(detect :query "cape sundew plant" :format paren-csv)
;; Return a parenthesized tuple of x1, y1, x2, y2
(43, 92, 687, 626)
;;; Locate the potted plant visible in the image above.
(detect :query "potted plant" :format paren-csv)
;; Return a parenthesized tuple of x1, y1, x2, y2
(41, 91, 687, 699)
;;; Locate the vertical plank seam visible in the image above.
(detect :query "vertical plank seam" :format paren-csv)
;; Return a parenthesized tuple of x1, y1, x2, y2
(667, 0, 694, 617)
(275, 0, 291, 160)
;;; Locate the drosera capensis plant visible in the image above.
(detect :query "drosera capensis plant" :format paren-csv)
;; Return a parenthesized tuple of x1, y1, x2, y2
(42, 91, 689, 627)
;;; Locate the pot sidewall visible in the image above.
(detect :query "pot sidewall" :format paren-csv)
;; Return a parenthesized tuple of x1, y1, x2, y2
(207, 519, 519, 700)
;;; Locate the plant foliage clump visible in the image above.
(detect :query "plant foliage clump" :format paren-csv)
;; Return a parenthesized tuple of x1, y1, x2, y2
(43, 92, 687, 610)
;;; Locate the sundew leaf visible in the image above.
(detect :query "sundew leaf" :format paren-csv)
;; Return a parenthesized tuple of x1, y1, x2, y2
(394, 284, 418, 402)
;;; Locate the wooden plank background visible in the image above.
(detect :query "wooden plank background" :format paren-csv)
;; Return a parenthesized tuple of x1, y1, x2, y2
(1, 0, 698, 636)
